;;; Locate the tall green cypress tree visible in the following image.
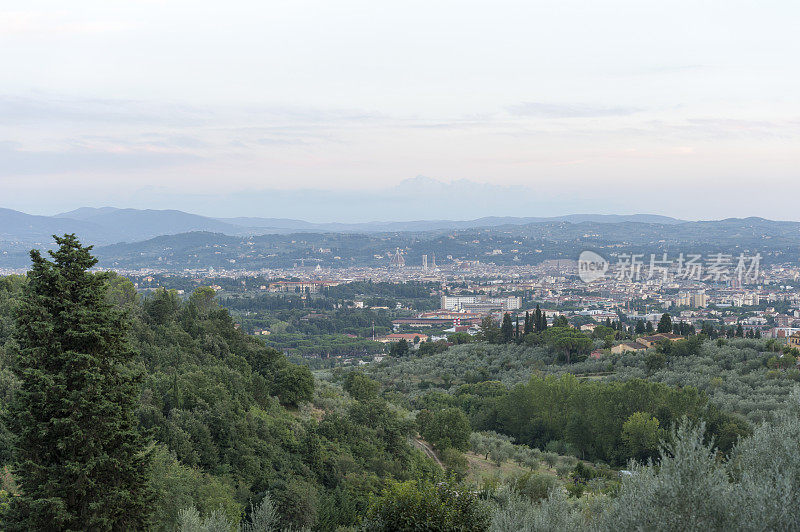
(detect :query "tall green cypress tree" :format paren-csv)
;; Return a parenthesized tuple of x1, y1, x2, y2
(5, 234, 151, 530)
(500, 312, 514, 343)
(535, 305, 548, 332)
(523, 311, 533, 335)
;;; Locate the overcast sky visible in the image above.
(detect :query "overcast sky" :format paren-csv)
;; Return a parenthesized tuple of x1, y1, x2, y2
(1, 1, 799, 220)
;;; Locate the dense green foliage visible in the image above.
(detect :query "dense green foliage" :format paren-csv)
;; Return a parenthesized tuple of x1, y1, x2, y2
(3, 237, 800, 529)
(366, 338, 799, 424)
(4, 236, 151, 530)
(0, 238, 444, 530)
(497, 375, 747, 463)
(225, 296, 394, 357)
(323, 281, 439, 310)
(264, 332, 385, 357)
(491, 410, 800, 531)
(364, 479, 490, 531)
(359, 331, 780, 468)
(130, 287, 437, 529)
(417, 408, 472, 451)
(409, 374, 747, 465)
(343, 373, 380, 402)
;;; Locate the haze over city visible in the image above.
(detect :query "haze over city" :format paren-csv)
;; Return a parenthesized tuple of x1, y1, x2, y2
(2, 1, 799, 220)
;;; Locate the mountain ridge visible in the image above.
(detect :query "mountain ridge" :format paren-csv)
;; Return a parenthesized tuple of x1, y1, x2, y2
(3, 212, 800, 268)
(1, 206, 688, 247)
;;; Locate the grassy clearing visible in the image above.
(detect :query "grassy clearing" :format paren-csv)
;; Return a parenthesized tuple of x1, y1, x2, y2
(464, 451, 536, 484)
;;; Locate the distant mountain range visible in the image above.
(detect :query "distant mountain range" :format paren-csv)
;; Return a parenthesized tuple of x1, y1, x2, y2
(0, 207, 241, 248)
(3, 206, 800, 270)
(79, 217, 800, 271)
(0, 206, 686, 248)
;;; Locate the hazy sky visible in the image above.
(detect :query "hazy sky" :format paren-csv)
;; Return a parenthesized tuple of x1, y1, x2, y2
(2, 1, 799, 220)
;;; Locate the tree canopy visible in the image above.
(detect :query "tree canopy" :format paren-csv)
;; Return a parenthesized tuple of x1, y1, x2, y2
(5, 235, 151, 530)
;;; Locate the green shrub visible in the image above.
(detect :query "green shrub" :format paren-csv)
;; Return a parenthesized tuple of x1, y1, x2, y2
(439, 447, 469, 481)
(542, 452, 559, 468)
(417, 408, 472, 451)
(365, 479, 490, 531)
(509, 472, 558, 502)
(555, 463, 572, 478)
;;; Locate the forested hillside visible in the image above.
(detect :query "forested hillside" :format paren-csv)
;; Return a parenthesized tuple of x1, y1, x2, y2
(0, 239, 442, 530)
(366, 338, 798, 424)
(4, 238, 800, 530)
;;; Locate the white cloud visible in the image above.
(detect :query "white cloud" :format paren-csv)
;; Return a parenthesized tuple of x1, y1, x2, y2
(506, 102, 641, 118)
(0, 141, 200, 177)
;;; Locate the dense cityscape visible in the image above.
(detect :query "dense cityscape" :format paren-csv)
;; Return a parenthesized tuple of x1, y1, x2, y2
(98, 248, 800, 348)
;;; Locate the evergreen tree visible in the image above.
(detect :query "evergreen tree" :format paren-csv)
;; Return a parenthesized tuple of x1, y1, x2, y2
(736, 323, 744, 337)
(657, 313, 673, 333)
(552, 315, 570, 328)
(533, 305, 548, 332)
(479, 316, 501, 343)
(645, 321, 655, 334)
(635, 320, 646, 335)
(5, 234, 152, 530)
(523, 311, 533, 335)
(390, 338, 410, 356)
(500, 313, 514, 343)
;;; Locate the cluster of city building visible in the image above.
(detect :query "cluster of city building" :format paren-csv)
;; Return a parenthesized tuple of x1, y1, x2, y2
(19, 248, 797, 344)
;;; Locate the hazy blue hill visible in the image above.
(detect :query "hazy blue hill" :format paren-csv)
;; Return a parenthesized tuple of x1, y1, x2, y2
(4, 207, 248, 247)
(423, 214, 684, 228)
(555, 214, 684, 224)
(2, 208, 252, 253)
(71, 208, 245, 242)
(216, 213, 686, 233)
(54, 207, 122, 220)
(673, 217, 800, 242)
(509, 217, 800, 243)
(217, 216, 319, 231)
(77, 216, 800, 271)
(94, 231, 244, 269)
(3, 208, 798, 268)
(98, 230, 238, 254)
(0, 208, 108, 245)
(7, 207, 689, 246)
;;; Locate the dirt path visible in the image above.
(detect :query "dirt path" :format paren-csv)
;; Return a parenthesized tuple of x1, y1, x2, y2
(413, 437, 444, 468)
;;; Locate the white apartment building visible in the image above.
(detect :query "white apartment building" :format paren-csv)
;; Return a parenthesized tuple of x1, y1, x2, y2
(440, 295, 521, 312)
